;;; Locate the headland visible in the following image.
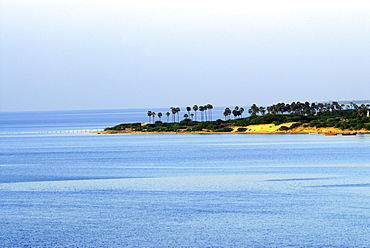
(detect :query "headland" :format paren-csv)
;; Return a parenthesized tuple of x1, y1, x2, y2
(99, 101, 370, 135)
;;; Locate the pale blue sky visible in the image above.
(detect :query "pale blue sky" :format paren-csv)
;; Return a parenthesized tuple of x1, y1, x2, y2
(1, 0, 369, 112)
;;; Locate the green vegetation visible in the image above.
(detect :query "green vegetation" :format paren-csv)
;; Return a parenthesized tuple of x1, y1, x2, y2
(105, 101, 370, 133)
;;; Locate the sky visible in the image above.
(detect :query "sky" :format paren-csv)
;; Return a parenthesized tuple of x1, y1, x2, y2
(1, 0, 369, 112)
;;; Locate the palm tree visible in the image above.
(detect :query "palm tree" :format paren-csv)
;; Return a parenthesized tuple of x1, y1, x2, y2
(147, 111, 152, 123)
(249, 104, 259, 116)
(206, 104, 213, 121)
(199, 105, 205, 121)
(171, 107, 177, 122)
(183, 113, 189, 120)
(186, 106, 191, 118)
(166, 112, 170, 122)
(158, 112, 162, 121)
(266, 106, 272, 114)
(204, 105, 208, 121)
(175, 107, 181, 122)
(223, 107, 231, 120)
(259, 107, 265, 116)
(190, 113, 194, 120)
(350, 102, 355, 109)
(193, 105, 198, 121)
(332, 101, 340, 110)
(232, 109, 238, 119)
(151, 112, 156, 123)
(223, 109, 228, 120)
(240, 107, 245, 117)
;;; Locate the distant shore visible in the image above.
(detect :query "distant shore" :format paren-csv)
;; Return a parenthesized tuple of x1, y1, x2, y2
(95, 122, 369, 135)
(100, 104, 370, 135)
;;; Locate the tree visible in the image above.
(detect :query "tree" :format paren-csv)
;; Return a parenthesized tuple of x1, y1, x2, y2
(240, 107, 245, 117)
(151, 112, 156, 123)
(171, 107, 177, 122)
(147, 111, 152, 123)
(204, 105, 208, 121)
(158, 112, 162, 121)
(223, 107, 231, 120)
(259, 107, 265, 116)
(206, 104, 213, 121)
(175, 107, 181, 122)
(249, 104, 259, 116)
(186, 106, 191, 118)
(199, 105, 205, 121)
(223, 110, 228, 120)
(193, 105, 198, 121)
(232, 109, 237, 119)
(166, 112, 170, 122)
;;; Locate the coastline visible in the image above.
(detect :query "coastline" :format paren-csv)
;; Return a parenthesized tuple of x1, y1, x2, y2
(95, 122, 369, 135)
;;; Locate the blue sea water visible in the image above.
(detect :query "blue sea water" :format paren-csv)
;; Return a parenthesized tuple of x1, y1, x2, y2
(1, 109, 370, 247)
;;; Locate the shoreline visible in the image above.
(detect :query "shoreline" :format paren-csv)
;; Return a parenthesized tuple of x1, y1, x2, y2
(95, 123, 369, 135)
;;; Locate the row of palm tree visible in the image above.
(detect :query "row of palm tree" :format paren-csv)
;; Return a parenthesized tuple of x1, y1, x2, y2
(223, 106, 245, 120)
(147, 104, 214, 123)
(248, 101, 370, 116)
(147, 101, 369, 123)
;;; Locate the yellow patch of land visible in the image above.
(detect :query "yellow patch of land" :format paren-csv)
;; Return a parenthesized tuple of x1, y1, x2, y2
(234, 122, 343, 134)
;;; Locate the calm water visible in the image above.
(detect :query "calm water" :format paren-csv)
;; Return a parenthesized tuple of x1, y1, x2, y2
(1, 110, 370, 247)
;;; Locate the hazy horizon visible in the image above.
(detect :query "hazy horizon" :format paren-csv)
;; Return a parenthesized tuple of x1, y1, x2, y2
(1, 1, 369, 112)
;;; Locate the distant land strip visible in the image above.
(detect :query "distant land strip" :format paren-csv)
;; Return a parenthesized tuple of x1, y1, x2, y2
(100, 101, 370, 135)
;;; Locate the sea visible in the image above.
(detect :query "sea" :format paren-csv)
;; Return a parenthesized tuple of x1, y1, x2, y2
(1, 108, 369, 247)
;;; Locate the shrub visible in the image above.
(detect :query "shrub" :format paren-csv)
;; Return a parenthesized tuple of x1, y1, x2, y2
(192, 125, 203, 131)
(215, 127, 233, 132)
(361, 117, 370, 123)
(289, 122, 302, 129)
(355, 123, 364, 130)
(205, 124, 216, 131)
(278, 126, 289, 131)
(237, 128, 247, 132)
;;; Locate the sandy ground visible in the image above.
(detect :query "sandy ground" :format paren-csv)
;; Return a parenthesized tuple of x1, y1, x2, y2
(235, 122, 344, 134)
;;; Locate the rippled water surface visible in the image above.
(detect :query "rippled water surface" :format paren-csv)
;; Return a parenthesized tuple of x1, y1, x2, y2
(1, 110, 370, 247)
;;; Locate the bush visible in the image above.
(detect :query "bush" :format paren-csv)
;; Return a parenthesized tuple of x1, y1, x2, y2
(205, 124, 216, 131)
(309, 120, 320, 127)
(289, 122, 302, 129)
(237, 128, 247, 132)
(192, 125, 203, 131)
(278, 126, 289, 131)
(215, 127, 233, 132)
(355, 123, 364, 130)
(134, 126, 145, 131)
(361, 117, 370, 123)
